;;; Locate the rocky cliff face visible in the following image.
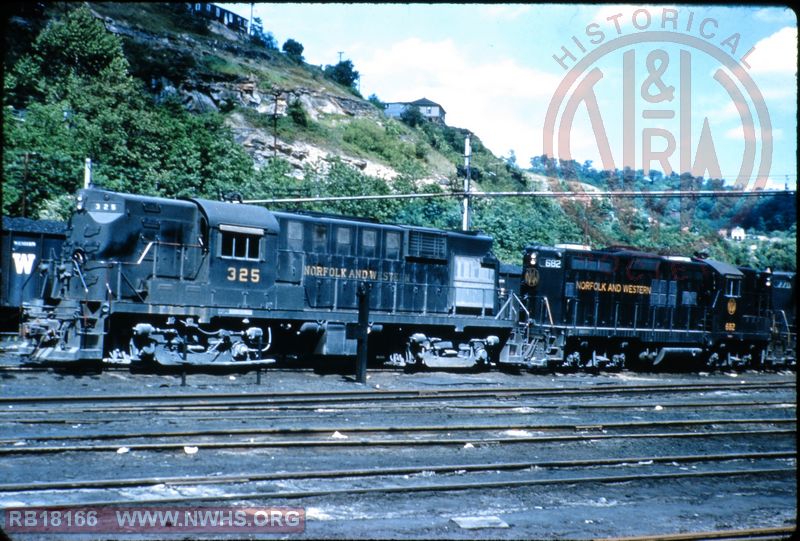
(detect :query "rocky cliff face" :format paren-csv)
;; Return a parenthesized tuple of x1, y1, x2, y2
(99, 8, 403, 180)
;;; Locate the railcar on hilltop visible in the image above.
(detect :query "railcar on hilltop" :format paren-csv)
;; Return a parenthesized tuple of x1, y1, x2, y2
(18, 188, 514, 368)
(502, 243, 789, 370)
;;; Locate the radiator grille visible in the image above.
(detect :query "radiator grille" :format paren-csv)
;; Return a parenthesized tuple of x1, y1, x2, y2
(408, 231, 447, 260)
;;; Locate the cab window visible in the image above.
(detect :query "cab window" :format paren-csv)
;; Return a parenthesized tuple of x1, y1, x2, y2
(725, 278, 741, 298)
(221, 231, 260, 260)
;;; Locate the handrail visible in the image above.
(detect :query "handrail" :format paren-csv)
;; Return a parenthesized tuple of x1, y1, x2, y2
(776, 310, 793, 339)
(136, 242, 154, 265)
(543, 295, 554, 326)
(495, 292, 528, 321)
(72, 259, 88, 294)
(132, 240, 205, 266)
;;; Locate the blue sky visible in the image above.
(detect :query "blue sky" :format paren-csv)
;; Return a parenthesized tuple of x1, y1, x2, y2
(228, 3, 796, 189)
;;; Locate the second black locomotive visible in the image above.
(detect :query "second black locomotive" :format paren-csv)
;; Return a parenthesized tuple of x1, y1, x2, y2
(503, 244, 789, 369)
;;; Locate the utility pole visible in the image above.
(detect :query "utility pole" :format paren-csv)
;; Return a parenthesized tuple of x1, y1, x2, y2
(337, 51, 344, 63)
(355, 283, 371, 384)
(272, 90, 281, 157)
(22, 152, 30, 218)
(84, 158, 92, 189)
(462, 133, 471, 231)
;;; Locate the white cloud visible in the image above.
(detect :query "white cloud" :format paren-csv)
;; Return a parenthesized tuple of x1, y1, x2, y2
(358, 38, 563, 163)
(754, 8, 797, 24)
(725, 126, 782, 141)
(745, 27, 798, 74)
(707, 101, 741, 123)
(759, 86, 796, 101)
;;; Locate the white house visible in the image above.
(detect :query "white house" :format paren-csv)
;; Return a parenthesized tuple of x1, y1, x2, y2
(730, 226, 746, 241)
(384, 98, 446, 124)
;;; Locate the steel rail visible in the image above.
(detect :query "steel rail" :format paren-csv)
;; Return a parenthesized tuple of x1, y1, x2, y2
(7, 393, 796, 415)
(0, 428, 793, 455)
(3, 417, 794, 444)
(595, 525, 796, 541)
(0, 451, 793, 493)
(4, 400, 793, 424)
(3, 467, 793, 509)
(2, 381, 793, 407)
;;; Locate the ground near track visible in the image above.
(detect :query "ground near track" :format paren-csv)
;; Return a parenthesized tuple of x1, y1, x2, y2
(0, 359, 795, 540)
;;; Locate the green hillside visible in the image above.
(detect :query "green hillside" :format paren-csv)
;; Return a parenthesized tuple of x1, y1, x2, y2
(2, 3, 794, 269)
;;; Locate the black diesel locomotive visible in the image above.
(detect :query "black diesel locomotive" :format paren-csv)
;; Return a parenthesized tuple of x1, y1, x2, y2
(19, 188, 513, 367)
(505, 244, 794, 369)
(14, 188, 796, 371)
(1, 217, 66, 332)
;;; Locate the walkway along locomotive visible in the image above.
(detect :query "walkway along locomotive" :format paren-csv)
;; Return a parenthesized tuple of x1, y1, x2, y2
(502, 244, 794, 370)
(18, 188, 513, 367)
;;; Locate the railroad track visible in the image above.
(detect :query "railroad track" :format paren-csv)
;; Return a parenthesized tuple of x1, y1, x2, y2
(1, 466, 793, 508)
(1, 427, 794, 455)
(2, 399, 794, 426)
(1, 381, 794, 414)
(1, 450, 793, 493)
(598, 525, 796, 540)
(2, 372, 794, 536)
(2, 417, 795, 445)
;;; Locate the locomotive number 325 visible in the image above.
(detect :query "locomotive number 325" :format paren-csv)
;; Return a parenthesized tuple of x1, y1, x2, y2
(227, 267, 260, 283)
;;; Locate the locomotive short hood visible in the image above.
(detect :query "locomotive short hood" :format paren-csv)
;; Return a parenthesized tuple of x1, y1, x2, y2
(192, 198, 279, 234)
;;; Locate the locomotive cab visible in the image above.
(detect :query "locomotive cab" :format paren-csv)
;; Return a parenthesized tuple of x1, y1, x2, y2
(192, 198, 279, 310)
(703, 259, 770, 367)
(520, 245, 569, 325)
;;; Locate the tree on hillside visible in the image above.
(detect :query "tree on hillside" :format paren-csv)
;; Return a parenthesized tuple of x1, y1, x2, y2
(324, 59, 359, 90)
(2, 6, 255, 218)
(367, 93, 385, 110)
(5, 5, 129, 106)
(282, 39, 304, 62)
(250, 17, 277, 49)
(399, 106, 424, 128)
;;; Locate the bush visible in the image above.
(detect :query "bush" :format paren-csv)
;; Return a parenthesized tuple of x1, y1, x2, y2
(399, 106, 424, 128)
(282, 39, 304, 63)
(367, 93, 385, 110)
(288, 99, 308, 127)
(324, 60, 359, 89)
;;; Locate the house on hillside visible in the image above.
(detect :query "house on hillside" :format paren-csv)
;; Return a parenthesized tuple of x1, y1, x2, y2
(186, 3, 248, 34)
(384, 98, 446, 124)
(718, 226, 746, 241)
(730, 226, 746, 241)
